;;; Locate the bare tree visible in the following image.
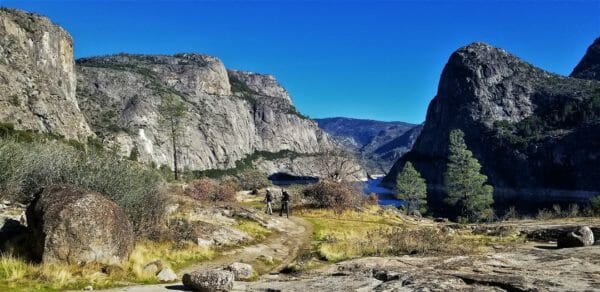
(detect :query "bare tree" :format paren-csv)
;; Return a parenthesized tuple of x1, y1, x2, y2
(314, 148, 364, 182)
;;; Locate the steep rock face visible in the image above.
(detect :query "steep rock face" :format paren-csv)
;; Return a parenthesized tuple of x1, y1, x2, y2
(0, 9, 92, 140)
(571, 37, 600, 81)
(384, 41, 600, 208)
(316, 117, 419, 173)
(228, 70, 292, 103)
(76, 54, 333, 171)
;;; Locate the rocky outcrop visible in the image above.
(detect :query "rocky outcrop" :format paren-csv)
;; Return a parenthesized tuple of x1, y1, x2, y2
(26, 185, 134, 264)
(237, 246, 600, 291)
(76, 53, 335, 173)
(557, 226, 595, 248)
(227, 262, 254, 280)
(228, 70, 292, 103)
(0, 8, 92, 141)
(384, 40, 600, 210)
(316, 117, 419, 173)
(182, 269, 234, 291)
(571, 37, 600, 81)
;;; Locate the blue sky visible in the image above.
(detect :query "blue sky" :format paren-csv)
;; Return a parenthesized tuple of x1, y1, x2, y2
(2, 0, 599, 123)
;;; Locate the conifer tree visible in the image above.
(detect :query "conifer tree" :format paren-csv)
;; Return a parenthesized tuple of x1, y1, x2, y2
(159, 93, 188, 180)
(443, 129, 494, 221)
(396, 161, 428, 215)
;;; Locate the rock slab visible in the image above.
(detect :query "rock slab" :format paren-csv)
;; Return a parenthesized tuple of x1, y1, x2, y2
(26, 184, 134, 264)
(157, 268, 177, 282)
(227, 262, 254, 280)
(182, 269, 234, 291)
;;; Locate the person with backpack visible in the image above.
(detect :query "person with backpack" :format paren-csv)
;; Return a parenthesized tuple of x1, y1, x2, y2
(280, 188, 290, 218)
(264, 188, 273, 215)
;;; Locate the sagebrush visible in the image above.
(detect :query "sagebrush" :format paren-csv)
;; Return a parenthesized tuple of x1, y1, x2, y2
(0, 138, 167, 236)
(302, 180, 364, 213)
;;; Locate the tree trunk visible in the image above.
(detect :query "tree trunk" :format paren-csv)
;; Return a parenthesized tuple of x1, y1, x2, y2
(171, 120, 179, 181)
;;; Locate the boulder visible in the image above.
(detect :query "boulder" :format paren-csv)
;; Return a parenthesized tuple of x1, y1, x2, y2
(26, 185, 134, 264)
(227, 262, 254, 280)
(157, 268, 177, 282)
(557, 226, 595, 248)
(143, 260, 163, 275)
(182, 269, 234, 291)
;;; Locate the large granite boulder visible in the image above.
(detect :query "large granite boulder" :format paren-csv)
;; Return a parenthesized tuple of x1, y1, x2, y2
(182, 269, 234, 291)
(557, 226, 595, 248)
(26, 185, 134, 264)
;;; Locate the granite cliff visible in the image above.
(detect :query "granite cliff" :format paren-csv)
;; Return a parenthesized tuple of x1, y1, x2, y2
(75, 54, 341, 174)
(0, 8, 92, 141)
(384, 40, 600, 210)
(0, 8, 363, 179)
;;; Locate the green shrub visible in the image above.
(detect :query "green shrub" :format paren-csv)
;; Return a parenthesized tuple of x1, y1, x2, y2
(591, 196, 600, 216)
(0, 138, 167, 236)
(236, 168, 271, 191)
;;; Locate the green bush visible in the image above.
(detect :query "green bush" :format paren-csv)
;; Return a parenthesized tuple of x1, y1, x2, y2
(591, 196, 600, 216)
(0, 138, 167, 236)
(236, 168, 271, 191)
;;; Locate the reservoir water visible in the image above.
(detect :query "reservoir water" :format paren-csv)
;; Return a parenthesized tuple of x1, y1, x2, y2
(362, 177, 404, 207)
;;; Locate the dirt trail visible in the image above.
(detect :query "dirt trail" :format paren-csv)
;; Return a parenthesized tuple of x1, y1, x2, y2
(100, 215, 313, 292)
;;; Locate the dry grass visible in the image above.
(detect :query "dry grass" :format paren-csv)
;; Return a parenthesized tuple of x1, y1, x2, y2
(0, 240, 214, 291)
(299, 206, 522, 263)
(234, 219, 271, 241)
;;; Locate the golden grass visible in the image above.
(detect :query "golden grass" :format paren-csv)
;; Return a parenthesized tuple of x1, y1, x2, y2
(299, 206, 523, 263)
(0, 240, 215, 291)
(234, 219, 272, 241)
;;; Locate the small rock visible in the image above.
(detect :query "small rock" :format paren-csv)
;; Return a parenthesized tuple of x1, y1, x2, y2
(1, 200, 10, 205)
(182, 269, 234, 291)
(0, 204, 7, 209)
(434, 217, 448, 223)
(373, 269, 400, 282)
(165, 204, 179, 215)
(197, 238, 213, 248)
(83, 285, 93, 291)
(258, 255, 274, 264)
(557, 226, 595, 248)
(157, 268, 177, 282)
(227, 262, 254, 280)
(143, 260, 162, 275)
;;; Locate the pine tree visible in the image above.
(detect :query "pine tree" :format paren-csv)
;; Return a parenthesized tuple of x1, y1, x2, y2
(396, 161, 428, 215)
(158, 93, 188, 180)
(443, 129, 494, 221)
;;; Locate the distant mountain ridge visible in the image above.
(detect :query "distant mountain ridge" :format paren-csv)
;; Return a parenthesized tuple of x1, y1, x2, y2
(316, 117, 421, 173)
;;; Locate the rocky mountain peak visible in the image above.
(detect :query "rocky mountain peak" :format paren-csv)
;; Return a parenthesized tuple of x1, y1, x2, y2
(384, 39, 600, 210)
(571, 37, 600, 81)
(228, 70, 292, 103)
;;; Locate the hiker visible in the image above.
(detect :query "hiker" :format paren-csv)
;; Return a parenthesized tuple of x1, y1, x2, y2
(280, 188, 290, 218)
(264, 188, 273, 215)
